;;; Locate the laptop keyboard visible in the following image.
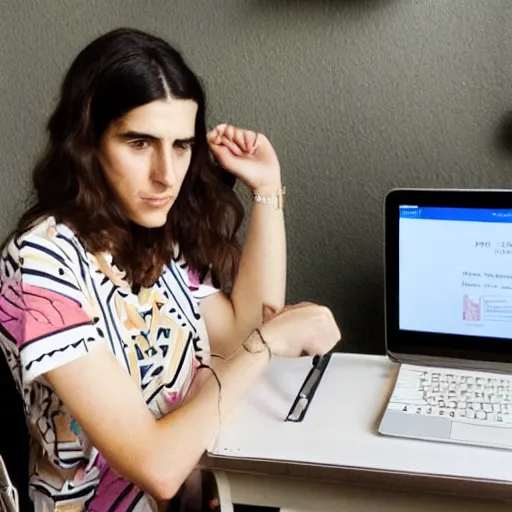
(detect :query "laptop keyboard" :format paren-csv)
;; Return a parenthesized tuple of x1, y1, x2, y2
(388, 365, 512, 426)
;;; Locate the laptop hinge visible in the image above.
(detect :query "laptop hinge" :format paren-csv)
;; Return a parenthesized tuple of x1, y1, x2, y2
(388, 352, 512, 375)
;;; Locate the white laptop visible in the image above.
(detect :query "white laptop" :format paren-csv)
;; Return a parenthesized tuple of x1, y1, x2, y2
(379, 188, 512, 450)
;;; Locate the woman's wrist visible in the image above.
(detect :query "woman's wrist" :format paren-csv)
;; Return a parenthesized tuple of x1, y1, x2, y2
(251, 181, 283, 196)
(242, 328, 273, 360)
(251, 183, 286, 211)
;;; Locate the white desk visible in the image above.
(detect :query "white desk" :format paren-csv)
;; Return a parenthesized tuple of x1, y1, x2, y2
(200, 354, 512, 511)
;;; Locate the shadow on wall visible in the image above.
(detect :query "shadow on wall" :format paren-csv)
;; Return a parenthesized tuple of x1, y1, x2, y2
(495, 111, 512, 157)
(249, 0, 397, 8)
(248, 0, 398, 14)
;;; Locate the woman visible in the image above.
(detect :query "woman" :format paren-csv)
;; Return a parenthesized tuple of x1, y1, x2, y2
(0, 28, 340, 511)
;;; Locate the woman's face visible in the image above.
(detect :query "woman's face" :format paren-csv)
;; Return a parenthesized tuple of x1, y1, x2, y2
(98, 98, 198, 228)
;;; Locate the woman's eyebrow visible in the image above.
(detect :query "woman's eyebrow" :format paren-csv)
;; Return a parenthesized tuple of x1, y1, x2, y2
(117, 131, 195, 144)
(117, 130, 159, 141)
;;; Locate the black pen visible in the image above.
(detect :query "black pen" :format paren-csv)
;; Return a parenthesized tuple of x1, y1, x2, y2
(285, 353, 332, 422)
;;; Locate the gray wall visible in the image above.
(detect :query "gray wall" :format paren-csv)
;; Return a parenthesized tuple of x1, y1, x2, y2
(0, 1, 511, 354)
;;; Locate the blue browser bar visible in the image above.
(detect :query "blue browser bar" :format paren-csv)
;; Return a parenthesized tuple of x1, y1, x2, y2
(399, 206, 512, 223)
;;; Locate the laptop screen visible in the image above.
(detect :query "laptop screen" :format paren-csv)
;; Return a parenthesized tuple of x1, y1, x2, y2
(385, 190, 512, 363)
(399, 206, 512, 339)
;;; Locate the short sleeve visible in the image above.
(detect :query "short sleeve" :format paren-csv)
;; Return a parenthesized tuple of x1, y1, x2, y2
(0, 223, 102, 385)
(186, 267, 220, 300)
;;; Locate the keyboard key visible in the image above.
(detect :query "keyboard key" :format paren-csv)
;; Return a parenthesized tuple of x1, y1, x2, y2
(476, 410, 487, 420)
(390, 365, 512, 431)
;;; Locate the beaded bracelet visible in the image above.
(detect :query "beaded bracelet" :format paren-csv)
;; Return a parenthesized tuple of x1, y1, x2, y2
(242, 328, 272, 360)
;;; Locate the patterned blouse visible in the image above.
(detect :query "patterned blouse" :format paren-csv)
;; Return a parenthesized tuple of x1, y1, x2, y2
(0, 216, 218, 511)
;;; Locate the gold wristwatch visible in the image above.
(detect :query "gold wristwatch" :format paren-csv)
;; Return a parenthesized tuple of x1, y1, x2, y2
(252, 186, 286, 210)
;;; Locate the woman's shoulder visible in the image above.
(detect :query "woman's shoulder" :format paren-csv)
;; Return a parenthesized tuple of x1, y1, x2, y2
(3, 215, 87, 269)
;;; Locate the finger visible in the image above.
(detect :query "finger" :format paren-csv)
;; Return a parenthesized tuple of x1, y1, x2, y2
(208, 135, 230, 153)
(244, 131, 258, 154)
(307, 340, 333, 358)
(234, 128, 249, 153)
(207, 128, 223, 146)
(249, 132, 260, 154)
(208, 124, 229, 144)
(207, 135, 222, 148)
(221, 135, 243, 156)
(282, 301, 317, 311)
(224, 124, 235, 140)
(214, 123, 228, 136)
(299, 348, 323, 358)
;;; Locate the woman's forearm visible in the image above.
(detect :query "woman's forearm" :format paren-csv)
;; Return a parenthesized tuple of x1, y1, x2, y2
(152, 334, 270, 498)
(229, 185, 286, 331)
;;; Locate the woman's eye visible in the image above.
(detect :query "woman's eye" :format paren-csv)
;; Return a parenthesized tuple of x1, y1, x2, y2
(174, 141, 193, 152)
(129, 140, 149, 150)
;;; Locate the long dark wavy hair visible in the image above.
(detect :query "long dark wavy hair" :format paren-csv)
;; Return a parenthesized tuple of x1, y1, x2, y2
(9, 28, 244, 290)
